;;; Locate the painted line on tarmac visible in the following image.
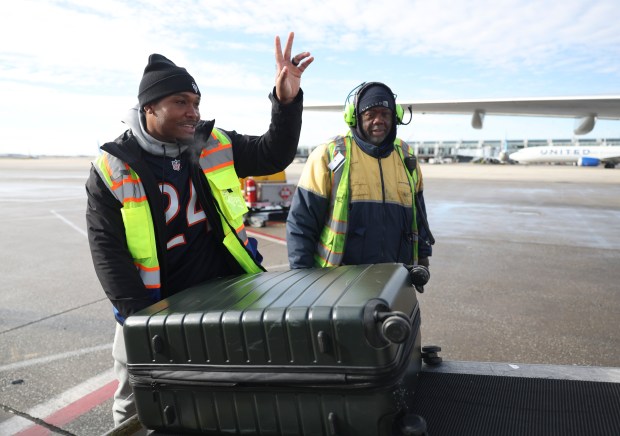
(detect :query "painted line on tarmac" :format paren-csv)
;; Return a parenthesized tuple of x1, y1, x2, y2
(14, 380, 118, 436)
(0, 298, 108, 335)
(0, 221, 285, 434)
(0, 369, 115, 435)
(246, 230, 288, 270)
(51, 210, 289, 245)
(0, 344, 112, 373)
(263, 263, 290, 270)
(246, 229, 286, 245)
(0, 196, 85, 204)
(50, 209, 87, 237)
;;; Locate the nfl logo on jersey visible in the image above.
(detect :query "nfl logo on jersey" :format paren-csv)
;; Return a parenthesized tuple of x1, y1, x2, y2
(172, 159, 181, 171)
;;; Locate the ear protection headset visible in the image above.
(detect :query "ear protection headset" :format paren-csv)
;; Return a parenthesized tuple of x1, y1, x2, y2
(343, 82, 404, 127)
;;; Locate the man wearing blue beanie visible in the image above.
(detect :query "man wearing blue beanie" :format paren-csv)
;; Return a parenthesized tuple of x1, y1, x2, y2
(86, 32, 313, 427)
(287, 81, 434, 270)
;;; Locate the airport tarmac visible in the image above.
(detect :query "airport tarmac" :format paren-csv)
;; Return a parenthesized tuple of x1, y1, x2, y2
(0, 157, 619, 435)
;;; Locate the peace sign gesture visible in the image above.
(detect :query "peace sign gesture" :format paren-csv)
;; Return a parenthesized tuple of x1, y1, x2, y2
(275, 32, 314, 104)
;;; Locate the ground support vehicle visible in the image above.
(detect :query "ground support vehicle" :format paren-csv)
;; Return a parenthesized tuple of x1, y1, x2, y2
(240, 171, 295, 227)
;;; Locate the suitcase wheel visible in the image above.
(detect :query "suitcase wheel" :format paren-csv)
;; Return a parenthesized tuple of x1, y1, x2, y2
(395, 413, 428, 436)
(421, 345, 443, 366)
(380, 313, 411, 344)
(364, 300, 413, 347)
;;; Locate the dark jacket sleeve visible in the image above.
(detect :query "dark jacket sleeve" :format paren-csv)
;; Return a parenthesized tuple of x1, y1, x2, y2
(416, 190, 433, 258)
(286, 186, 330, 268)
(85, 165, 157, 324)
(227, 88, 303, 178)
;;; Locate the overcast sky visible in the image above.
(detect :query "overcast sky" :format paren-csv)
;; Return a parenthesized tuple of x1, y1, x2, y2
(1, 0, 619, 156)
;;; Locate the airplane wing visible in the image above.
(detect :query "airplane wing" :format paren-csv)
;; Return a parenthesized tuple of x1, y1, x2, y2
(305, 95, 620, 135)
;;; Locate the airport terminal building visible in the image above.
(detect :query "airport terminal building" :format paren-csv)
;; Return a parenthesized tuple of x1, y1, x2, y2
(411, 137, 620, 163)
(296, 137, 620, 163)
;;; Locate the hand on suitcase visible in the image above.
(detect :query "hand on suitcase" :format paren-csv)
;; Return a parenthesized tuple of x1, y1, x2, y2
(407, 264, 430, 293)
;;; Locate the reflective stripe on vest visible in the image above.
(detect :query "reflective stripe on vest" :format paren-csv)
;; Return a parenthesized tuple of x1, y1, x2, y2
(395, 137, 420, 262)
(94, 153, 160, 289)
(314, 132, 419, 267)
(200, 129, 263, 274)
(314, 136, 349, 267)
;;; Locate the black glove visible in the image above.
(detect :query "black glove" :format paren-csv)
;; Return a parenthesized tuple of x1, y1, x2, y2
(408, 263, 430, 293)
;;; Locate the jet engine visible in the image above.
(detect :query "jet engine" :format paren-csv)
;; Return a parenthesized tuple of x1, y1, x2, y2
(577, 156, 600, 166)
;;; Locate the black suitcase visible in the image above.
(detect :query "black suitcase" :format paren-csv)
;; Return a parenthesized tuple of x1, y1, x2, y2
(124, 263, 423, 435)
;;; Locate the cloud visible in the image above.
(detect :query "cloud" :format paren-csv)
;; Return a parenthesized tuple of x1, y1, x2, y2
(1, 0, 618, 155)
(5, 0, 619, 85)
(182, 0, 620, 73)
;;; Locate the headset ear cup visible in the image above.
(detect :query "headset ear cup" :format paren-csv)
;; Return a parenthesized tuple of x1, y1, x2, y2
(396, 104, 404, 124)
(344, 103, 356, 127)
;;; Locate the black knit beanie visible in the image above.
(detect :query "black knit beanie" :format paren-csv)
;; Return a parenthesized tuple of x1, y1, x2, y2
(138, 54, 200, 108)
(353, 82, 398, 148)
(356, 83, 396, 116)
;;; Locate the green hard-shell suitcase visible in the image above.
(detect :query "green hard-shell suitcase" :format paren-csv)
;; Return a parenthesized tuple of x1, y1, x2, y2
(124, 263, 423, 435)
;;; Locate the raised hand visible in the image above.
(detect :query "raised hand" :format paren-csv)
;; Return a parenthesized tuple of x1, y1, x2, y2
(274, 32, 314, 104)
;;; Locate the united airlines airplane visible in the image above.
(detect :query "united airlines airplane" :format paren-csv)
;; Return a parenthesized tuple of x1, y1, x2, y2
(508, 145, 620, 167)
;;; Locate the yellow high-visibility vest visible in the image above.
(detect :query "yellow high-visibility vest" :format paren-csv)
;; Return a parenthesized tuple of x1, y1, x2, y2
(94, 128, 263, 294)
(315, 132, 420, 267)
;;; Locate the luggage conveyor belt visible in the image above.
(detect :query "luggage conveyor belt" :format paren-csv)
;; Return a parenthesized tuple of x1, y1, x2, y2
(104, 361, 620, 436)
(409, 361, 620, 436)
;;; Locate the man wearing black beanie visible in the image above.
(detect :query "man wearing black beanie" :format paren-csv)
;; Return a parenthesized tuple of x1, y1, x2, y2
(86, 32, 313, 427)
(137, 53, 201, 110)
(287, 81, 434, 271)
